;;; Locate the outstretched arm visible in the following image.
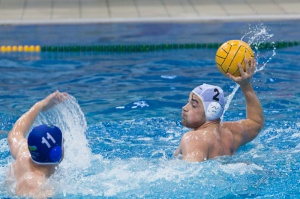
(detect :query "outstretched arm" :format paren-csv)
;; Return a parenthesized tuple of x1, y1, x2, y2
(225, 58, 264, 148)
(8, 91, 68, 159)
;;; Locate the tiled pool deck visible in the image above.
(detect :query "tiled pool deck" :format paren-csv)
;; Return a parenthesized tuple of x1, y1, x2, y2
(0, 0, 300, 24)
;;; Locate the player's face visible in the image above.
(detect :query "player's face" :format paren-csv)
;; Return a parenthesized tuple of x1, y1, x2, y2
(181, 92, 206, 129)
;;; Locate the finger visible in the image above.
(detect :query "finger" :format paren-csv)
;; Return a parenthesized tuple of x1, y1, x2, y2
(247, 58, 255, 74)
(54, 90, 60, 96)
(250, 57, 256, 72)
(238, 62, 246, 76)
(61, 92, 70, 99)
(226, 72, 233, 79)
(244, 58, 251, 73)
(226, 72, 240, 82)
(57, 92, 69, 102)
(50, 90, 60, 100)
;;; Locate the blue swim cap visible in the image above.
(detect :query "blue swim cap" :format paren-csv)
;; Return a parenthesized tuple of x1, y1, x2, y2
(28, 124, 63, 165)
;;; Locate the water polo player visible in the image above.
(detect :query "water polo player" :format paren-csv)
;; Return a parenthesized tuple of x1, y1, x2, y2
(174, 58, 264, 162)
(7, 91, 68, 198)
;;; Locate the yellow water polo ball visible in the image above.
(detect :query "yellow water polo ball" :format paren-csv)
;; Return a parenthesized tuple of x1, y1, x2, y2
(215, 40, 254, 77)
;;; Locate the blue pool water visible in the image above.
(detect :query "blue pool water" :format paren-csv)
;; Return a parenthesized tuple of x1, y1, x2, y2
(0, 21, 300, 198)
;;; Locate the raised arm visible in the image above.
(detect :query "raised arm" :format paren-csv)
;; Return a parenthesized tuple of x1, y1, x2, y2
(225, 58, 264, 148)
(8, 91, 68, 158)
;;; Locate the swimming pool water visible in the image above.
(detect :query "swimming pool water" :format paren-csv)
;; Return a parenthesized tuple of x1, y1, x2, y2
(0, 21, 300, 198)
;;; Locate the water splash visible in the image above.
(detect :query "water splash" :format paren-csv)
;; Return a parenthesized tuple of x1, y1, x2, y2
(222, 85, 240, 120)
(241, 23, 276, 72)
(223, 23, 276, 118)
(36, 95, 91, 169)
(34, 95, 92, 196)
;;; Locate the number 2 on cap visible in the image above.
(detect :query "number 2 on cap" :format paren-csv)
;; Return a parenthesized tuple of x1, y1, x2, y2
(213, 88, 220, 101)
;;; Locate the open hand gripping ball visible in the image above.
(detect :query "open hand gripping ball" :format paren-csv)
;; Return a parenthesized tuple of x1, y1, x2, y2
(215, 40, 254, 77)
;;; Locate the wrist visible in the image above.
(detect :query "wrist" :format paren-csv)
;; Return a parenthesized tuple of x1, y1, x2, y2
(34, 101, 44, 111)
(240, 82, 254, 93)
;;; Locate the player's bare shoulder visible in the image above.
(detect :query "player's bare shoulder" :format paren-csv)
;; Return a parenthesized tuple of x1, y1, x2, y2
(218, 122, 237, 155)
(183, 129, 211, 143)
(13, 161, 51, 198)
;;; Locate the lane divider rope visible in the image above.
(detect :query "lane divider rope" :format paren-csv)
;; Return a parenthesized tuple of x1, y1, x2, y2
(0, 41, 299, 53)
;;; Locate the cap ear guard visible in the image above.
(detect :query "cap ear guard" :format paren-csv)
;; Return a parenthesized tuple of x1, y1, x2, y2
(49, 146, 63, 163)
(205, 102, 224, 121)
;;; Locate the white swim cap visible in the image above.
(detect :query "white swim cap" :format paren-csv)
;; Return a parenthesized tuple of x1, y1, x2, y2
(192, 83, 225, 121)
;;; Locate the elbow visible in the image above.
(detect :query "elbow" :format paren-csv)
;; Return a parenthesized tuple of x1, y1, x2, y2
(258, 112, 265, 130)
(255, 115, 265, 134)
(252, 109, 265, 132)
